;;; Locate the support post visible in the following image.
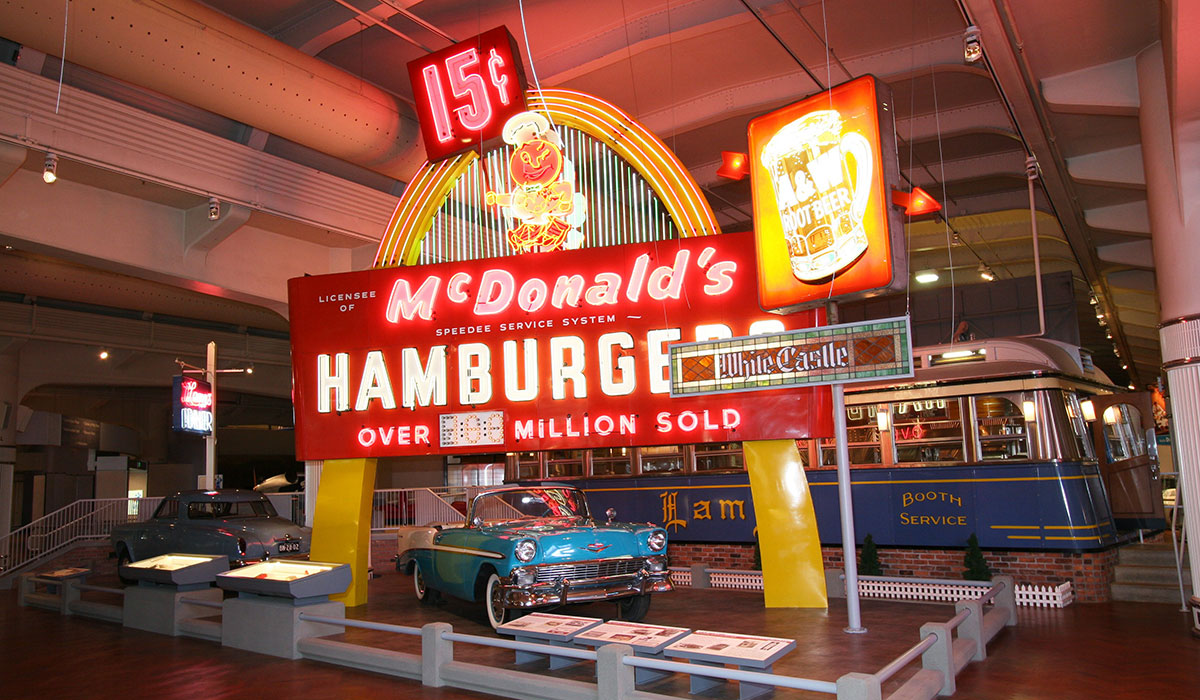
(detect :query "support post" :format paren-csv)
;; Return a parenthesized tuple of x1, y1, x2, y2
(204, 341, 216, 490)
(596, 643, 635, 700)
(992, 575, 1017, 626)
(830, 300, 864, 633)
(919, 622, 955, 696)
(309, 457, 378, 606)
(690, 563, 711, 588)
(422, 622, 453, 687)
(836, 672, 881, 700)
(954, 599, 986, 661)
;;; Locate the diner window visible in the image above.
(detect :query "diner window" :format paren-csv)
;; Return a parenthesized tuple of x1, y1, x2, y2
(974, 396, 1029, 461)
(695, 442, 744, 472)
(892, 398, 964, 463)
(546, 449, 585, 479)
(506, 451, 542, 481)
(1101, 404, 1147, 461)
(590, 447, 633, 477)
(821, 404, 883, 466)
(640, 445, 684, 474)
(1064, 392, 1095, 460)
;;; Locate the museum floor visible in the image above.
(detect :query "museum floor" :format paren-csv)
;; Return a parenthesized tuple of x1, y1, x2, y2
(3, 567, 1198, 699)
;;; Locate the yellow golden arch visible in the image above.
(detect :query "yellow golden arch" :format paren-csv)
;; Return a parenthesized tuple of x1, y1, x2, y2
(314, 89, 825, 609)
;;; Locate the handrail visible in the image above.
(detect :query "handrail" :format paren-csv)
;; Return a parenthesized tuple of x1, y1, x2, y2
(875, 633, 938, 684)
(442, 630, 598, 661)
(299, 612, 417, 635)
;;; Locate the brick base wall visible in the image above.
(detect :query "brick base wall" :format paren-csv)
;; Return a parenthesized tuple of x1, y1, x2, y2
(670, 542, 1118, 602)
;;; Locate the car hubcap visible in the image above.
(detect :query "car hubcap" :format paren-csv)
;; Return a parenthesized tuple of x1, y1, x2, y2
(490, 582, 503, 623)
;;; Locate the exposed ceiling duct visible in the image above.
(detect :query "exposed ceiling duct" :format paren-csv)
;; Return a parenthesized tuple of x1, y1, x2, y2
(0, 0, 426, 179)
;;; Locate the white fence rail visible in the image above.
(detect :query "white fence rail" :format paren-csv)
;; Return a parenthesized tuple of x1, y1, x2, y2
(671, 566, 1075, 608)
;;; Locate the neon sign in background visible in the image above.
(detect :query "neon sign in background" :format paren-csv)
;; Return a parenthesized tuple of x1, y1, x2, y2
(749, 75, 907, 312)
(289, 232, 833, 460)
(407, 27, 528, 162)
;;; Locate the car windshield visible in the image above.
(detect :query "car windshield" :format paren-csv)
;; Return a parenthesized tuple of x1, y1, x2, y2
(187, 499, 277, 519)
(472, 488, 587, 522)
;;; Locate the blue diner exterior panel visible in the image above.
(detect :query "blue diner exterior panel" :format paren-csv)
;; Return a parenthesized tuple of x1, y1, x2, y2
(561, 461, 1117, 551)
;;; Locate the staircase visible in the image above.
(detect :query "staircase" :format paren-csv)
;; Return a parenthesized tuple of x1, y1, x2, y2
(1110, 544, 1191, 604)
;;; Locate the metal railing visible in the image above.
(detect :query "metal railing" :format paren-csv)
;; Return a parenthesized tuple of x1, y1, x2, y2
(0, 497, 161, 577)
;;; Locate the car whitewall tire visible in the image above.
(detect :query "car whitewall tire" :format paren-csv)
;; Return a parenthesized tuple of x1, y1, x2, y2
(486, 573, 509, 629)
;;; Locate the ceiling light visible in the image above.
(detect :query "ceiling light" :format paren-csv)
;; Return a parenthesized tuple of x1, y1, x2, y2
(207, 197, 220, 221)
(43, 153, 58, 184)
(98, 349, 109, 360)
(246, 365, 254, 375)
(978, 263, 995, 281)
(963, 26, 983, 64)
(915, 269, 939, 284)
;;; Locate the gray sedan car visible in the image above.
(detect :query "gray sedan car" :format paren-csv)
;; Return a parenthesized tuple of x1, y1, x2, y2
(111, 490, 310, 574)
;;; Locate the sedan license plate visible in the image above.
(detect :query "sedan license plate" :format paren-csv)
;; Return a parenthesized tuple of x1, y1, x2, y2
(277, 540, 302, 553)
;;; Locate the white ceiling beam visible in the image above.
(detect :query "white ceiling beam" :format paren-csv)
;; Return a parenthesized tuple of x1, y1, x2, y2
(1066, 145, 1146, 189)
(1097, 239, 1155, 269)
(1084, 201, 1151, 236)
(1042, 57, 1139, 116)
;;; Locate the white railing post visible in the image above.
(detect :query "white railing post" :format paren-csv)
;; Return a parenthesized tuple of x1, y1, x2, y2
(422, 622, 453, 687)
(596, 643, 635, 700)
(991, 575, 1017, 626)
(836, 672, 881, 700)
(919, 622, 955, 696)
(954, 599, 986, 661)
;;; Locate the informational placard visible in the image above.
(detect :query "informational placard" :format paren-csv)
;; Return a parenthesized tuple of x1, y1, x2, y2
(749, 75, 906, 312)
(668, 316, 913, 397)
(407, 26, 528, 162)
(497, 612, 601, 638)
(288, 231, 834, 459)
(574, 620, 691, 650)
(171, 375, 213, 435)
(665, 630, 795, 664)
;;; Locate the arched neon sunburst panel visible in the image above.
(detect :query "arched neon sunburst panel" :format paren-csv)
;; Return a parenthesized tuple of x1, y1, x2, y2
(373, 88, 721, 269)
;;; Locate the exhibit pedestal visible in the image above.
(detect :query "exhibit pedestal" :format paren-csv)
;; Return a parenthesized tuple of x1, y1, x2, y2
(221, 594, 345, 659)
(123, 584, 223, 636)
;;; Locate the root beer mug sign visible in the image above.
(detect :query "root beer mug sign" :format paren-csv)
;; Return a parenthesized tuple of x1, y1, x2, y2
(749, 76, 907, 312)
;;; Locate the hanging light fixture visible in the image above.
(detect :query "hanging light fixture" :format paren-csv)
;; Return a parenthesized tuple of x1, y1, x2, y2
(963, 26, 983, 63)
(43, 153, 58, 184)
(915, 269, 940, 284)
(207, 197, 221, 221)
(978, 262, 995, 281)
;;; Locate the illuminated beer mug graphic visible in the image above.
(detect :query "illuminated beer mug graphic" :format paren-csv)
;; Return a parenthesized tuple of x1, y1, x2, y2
(760, 109, 874, 281)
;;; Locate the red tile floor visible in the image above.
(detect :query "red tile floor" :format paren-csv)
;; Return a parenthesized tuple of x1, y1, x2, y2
(3, 567, 1198, 699)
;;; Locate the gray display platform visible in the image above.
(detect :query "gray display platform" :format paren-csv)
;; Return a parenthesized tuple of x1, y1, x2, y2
(572, 619, 691, 685)
(216, 560, 350, 603)
(123, 585, 224, 636)
(120, 553, 229, 589)
(664, 630, 796, 700)
(221, 595, 345, 659)
(496, 612, 603, 669)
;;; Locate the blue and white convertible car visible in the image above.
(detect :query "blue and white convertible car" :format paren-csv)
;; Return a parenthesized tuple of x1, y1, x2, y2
(397, 484, 672, 629)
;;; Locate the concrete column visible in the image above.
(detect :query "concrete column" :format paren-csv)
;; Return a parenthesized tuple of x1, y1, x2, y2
(1139, 43, 1200, 605)
(0, 353, 18, 538)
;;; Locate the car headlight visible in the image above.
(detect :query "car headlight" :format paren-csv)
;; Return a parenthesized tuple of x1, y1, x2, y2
(647, 530, 667, 552)
(514, 539, 537, 562)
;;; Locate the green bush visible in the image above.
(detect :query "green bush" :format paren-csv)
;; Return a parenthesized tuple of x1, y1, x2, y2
(859, 533, 882, 575)
(963, 533, 992, 581)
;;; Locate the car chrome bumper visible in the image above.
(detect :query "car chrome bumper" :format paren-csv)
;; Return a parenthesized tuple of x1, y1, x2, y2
(501, 568, 673, 608)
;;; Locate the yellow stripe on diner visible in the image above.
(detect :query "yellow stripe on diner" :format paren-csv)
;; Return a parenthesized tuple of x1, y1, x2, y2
(990, 525, 1040, 530)
(1006, 535, 1042, 540)
(587, 474, 1096, 493)
(1044, 535, 1102, 541)
(1043, 524, 1103, 530)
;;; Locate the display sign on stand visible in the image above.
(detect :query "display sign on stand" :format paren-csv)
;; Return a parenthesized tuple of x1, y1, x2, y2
(120, 554, 228, 636)
(121, 553, 229, 589)
(217, 560, 351, 602)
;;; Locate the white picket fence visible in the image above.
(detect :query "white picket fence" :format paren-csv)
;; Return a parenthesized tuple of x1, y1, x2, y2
(669, 566, 1075, 608)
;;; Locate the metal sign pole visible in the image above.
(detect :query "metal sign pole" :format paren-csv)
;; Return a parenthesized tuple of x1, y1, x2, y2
(827, 301, 866, 633)
(205, 341, 216, 490)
